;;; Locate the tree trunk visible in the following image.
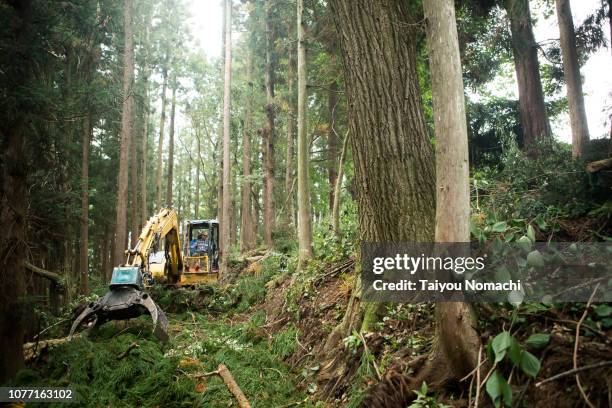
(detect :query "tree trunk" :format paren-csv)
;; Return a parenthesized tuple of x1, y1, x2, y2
(332, 131, 349, 236)
(555, 0, 590, 157)
(241, 46, 256, 252)
(101, 225, 110, 281)
(263, 0, 276, 248)
(155, 64, 168, 211)
(327, 81, 339, 212)
(284, 54, 296, 229)
(80, 114, 91, 294)
(326, 0, 435, 341)
(130, 106, 139, 247)
(297, 0, 313, 265)
(221, 0, 233, 273)
(506, 0, 551, 150)
(166, 82, 177, 206)
(424, 0, 480, 381)
(195, 130, 201, 218)
(141, 20, 150, 227)
(114, 0, 135, 265)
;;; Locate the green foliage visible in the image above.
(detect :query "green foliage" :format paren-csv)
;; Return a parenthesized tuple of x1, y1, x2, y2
(409, 382, 450, 408)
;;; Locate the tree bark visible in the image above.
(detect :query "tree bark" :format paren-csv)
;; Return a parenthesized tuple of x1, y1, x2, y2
(424, 0, 480, 381)
(285, 54, 296, 229)
(114, 0, 135, 265)
(80, 114, 91, 294)
(297, 0, 313, 265)
(241, 45, 256, 252)
(130, 107, 139, 247)
(195, 129, 201, 218)
(221, 0, 233, 273)
(155, 63, 168, 211)
(263, 0, 276, 248)
(166, 82, 177, 206)
(505, 0, 551, 150)
(326, 0, 435, 343)
(141, 19, 150, 227)
(555, 0, 590, 157)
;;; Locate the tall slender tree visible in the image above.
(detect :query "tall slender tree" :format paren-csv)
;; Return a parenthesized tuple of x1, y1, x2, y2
(221, 0, 233, 272)
(505, 0, 551, 150)
(263, 0, 276, 247)
(284, 53, 296, 229)
(241, 43, 256, 252)
(424, 0, 480, 381)
(155, 61, 169, 210)
(297, 0, 313, 264)
(140, 19, 150, 227)
(166, 82, 177, 205)
(114, 0, 135, 265)
(556, 0, 590, 157)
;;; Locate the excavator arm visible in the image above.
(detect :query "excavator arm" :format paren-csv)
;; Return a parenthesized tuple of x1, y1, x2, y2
(70, 208, 182, 342)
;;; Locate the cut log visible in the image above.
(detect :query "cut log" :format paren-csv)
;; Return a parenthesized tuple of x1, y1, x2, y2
(217, 364, 251, 408)
(586, 158, 612, 173)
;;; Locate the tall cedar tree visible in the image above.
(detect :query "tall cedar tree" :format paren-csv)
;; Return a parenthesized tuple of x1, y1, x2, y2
(556, 0, 590, 156)
(155, 62, 169, 210)
(166, 82, 177, 205)
(263, 0, 276, 247)
(241, 42, 257, 252)
(425, 0, 481, 382)
(221, 0, 233, 272)
(297, 0, 313, 264)
(505, 0, 552, 150)
(114, 0, 135, 265)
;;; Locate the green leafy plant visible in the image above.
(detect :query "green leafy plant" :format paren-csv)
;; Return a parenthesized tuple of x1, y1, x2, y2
(409, 382, 450, 408)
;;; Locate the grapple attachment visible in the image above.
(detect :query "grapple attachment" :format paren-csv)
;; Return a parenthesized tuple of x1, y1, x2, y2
(69, 267, 169, 342)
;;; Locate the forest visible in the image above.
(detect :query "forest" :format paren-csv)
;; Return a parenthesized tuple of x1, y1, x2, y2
(0, 0, 611, 406)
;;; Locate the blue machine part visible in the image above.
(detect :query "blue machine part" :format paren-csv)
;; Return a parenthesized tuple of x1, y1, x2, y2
(110, 266, 143, 289)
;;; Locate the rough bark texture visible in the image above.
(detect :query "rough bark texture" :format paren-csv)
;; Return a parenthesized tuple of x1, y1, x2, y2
(263, 0, 276, 248)
(322, 0, 436, 371)
(80, 114, 91, 294)
(425, 0, 481, 382)
(166, 83, 176, 206)
(330, 0, 435, 243)
(155, 64, 168, 211)
(241, 46, 256, 252)
(114, 0, 135, 265)
(284, 54, 296, 229)
(506, 0, 551, 150)
(195, 130, 201, 218)
(555, 0, 590, 157)
(130, 104, 139, 246)
(221, 0, 233, 273)
(297, 0, 313, 264)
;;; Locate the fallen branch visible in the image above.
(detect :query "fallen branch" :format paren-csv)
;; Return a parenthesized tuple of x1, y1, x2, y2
(536, 361, 612, 387)
(586, 158, 612, 173)
(217, 364, 251, 408)
(117, 342, 139, 360)
(573, 284, 599, 408)
(25, 261, 61, 283)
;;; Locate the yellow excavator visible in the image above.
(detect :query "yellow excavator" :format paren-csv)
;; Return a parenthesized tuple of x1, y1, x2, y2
(70, 208, 219, 341)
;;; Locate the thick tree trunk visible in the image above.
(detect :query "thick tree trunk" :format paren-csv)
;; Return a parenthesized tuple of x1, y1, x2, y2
(166, 83, 176, 206)
(555, 0, 590, 157)
(241, 46, 256, 252)
(80, 114, 91, 294)
(221, 0, 233, 273)
(326, 0, 435, 345)
(155, 64, 168, 211)
(285, 55, 296, 229)
(263, 0, 276, 248)
(425, 0, 480, 381)
(327, 81, 339, 212)
(506, 0, 551, 150)
(297, 0, 313, 265)
(114, 0, 135, 265)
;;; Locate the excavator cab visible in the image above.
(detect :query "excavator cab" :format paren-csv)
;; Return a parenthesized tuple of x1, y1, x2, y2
(181, 219, 219, 284)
